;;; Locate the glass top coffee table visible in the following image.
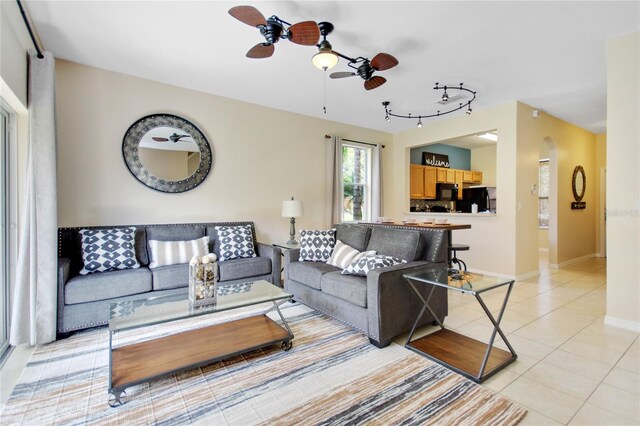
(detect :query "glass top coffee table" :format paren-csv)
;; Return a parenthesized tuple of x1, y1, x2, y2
(107, 280, 293, 406)
(403, 267, 517, 383)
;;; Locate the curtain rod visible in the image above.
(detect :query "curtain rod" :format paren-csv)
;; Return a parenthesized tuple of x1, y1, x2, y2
(324, 134, 385, 149)
(16, 0, 44, 59)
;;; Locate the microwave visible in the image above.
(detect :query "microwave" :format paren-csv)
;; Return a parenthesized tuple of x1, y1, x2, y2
(436, 183, 458, 201)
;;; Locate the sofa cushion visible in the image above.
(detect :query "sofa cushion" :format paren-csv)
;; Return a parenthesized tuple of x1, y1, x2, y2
(299, 229, 336, 262)
(288, 261, 341, 290)
(366, 227, 421, 261)
(148, 236, 209, 269)
(320, 272, 367, 308)
(335, 224, 372, 252)
(151, 264, 189, 290)
(79, 227, 141, 275)
(219, 256, 271, 282)
(215, 225, 257, 261)
(65, 268, 152, 305)
(146, 225, 205, 244)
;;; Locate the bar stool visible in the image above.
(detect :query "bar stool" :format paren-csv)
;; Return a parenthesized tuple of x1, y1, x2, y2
(449, 244, 469, 271)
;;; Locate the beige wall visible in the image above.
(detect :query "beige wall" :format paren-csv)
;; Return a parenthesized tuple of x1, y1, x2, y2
(606, 32, 640, 330)
(55, 60, 392, 244)
(388, 100, 598, 278)
(1, 1, 31, 107)
(470, 145, 497, 187)
(388, 102, 522, 277)
(516, 103, 597, 267)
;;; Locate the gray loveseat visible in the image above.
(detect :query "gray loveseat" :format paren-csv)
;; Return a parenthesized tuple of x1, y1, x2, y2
(57, 221, 281, 336)
(284, 223, 449, 347)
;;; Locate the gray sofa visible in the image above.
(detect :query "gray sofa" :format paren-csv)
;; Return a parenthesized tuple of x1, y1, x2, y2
(284, 223, 449, 347)
(57, 221, 281, 335)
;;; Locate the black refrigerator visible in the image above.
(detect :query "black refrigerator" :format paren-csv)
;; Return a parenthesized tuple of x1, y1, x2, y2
(457, 186, 497, 213)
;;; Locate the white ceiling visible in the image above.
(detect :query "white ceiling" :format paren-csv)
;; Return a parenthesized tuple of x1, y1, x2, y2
(25, 1, 639, 134)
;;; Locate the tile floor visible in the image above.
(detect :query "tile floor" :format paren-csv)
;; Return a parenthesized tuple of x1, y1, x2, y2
(1, 254, 638, 425)
(444, 254, 639, 425)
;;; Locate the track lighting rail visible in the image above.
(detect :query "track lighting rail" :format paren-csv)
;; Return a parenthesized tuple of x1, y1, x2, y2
(382, 83, 477, 127)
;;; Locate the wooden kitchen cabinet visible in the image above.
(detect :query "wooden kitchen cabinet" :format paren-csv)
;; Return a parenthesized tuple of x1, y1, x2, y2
(455, 170, 464, 199)
(410, 165, 425, 198)
(446, 169, 456, 183)
(436, 168, 447, 183)
(410, 165, 437, 199)
(472, 171, 483, 183)
(424, 167, 437, 199)
(463, 170, 473, 182)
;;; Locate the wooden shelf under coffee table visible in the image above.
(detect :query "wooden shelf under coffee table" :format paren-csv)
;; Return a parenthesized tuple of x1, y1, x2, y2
(108, 280, 293, 407)
(403, 267, 517, 383)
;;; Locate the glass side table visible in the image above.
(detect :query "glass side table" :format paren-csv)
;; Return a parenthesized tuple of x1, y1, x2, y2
(272, 242, 300, 285)
(403, 266, 517, 383)
(272, 242, 300, 251)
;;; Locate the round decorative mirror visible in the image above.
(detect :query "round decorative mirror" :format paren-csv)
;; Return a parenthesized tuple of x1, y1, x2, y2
(572, 165, 586, 202)
(122, 114, 212, 193)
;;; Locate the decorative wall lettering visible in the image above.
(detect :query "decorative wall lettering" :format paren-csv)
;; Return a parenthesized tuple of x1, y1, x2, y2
(422, 152, 450, 168)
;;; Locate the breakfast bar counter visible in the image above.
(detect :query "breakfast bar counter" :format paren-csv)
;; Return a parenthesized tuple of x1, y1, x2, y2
(359, 222, 471, 231)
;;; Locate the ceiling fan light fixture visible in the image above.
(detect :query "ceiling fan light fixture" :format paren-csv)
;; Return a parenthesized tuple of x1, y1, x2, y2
(312, 41, 339, 70)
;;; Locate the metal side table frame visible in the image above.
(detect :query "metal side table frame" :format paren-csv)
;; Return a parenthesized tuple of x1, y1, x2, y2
(404, 269, 517, 383)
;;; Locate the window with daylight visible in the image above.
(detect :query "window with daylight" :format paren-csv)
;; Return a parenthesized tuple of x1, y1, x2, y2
(342, 143, 372, 222)
(538, 159, 550, 228)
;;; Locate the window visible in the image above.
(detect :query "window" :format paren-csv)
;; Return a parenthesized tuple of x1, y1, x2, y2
(341, 143, 372, 222)
(538, 159, 549, 228)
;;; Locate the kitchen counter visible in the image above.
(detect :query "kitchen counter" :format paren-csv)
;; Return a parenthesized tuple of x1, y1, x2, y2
(360, 221, 471, 231)
(406, 212, 496, 218)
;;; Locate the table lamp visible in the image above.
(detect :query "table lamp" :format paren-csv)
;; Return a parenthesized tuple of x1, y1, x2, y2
(282, 197, 304, 245)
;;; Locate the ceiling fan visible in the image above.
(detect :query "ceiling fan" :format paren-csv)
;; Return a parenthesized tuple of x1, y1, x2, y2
(228, 5, 320, 58)
(330, 53, 399, 91)
(152, 133, 191, 143)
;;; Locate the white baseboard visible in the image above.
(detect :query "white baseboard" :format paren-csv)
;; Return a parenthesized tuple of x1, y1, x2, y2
(467, 268, 516, 280)
(549, 253, 596, 269)
(465, 268, 539, 281)
(516, 270, 541, 281)
(604, 316, 640, 333)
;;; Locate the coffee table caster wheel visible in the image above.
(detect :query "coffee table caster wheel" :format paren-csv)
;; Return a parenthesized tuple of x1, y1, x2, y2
(281, 340, 293, 351)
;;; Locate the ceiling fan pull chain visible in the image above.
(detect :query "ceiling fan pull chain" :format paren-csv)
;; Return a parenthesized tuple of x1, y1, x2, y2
(323, 68, 328, 114)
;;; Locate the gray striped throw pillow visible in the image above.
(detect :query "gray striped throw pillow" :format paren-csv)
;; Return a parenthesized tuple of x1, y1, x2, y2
(148, 236, 210, 269)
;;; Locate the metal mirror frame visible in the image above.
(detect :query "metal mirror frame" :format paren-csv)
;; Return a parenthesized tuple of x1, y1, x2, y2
(122, 114, 212, 193)
(571, 165, 586, 202)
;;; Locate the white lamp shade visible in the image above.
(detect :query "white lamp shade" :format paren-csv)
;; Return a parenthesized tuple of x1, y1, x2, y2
(282, 200, 304, 218)
(312, 51, 339, 70)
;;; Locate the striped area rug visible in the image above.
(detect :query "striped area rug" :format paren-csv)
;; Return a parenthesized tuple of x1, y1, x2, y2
(1, 303, 526, 425)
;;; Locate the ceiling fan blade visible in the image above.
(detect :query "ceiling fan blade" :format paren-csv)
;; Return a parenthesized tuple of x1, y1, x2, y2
(287, 21, 320, 46)
(371, 53, 399, 71)
(330, 71, 356, 79)
(229, 5, 267, 27)
(246, 43, 275, 59)
(152, 137, 169, 142)
(364, 76, 387, 91)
